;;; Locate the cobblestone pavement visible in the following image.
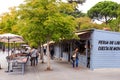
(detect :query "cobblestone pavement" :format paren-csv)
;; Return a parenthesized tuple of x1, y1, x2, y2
(0, 52, 120, 80)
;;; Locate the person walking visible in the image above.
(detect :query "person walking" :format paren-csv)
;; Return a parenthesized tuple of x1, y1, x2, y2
(71, 48, 79, 68)
(35, 49, 39, 65)
(43, 48, 46, 55)
(30, 47, 38, 66)
(50, 48, 54, 60)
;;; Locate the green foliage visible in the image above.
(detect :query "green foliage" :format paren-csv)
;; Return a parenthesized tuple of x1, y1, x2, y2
(43, 13, 76, 40)
(107, 4, 120, 32)
(108, 19, 120, 32)
(0, 7, 18, 34)
(29, 41, 38, 48)
(17, 0, 77, 47)
(60, 1, 86, 18)
(87, 1, 119, 24)
(75, 16, 103, 31)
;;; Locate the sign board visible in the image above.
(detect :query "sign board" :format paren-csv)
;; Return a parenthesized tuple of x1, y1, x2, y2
(91, 29, 120, 69)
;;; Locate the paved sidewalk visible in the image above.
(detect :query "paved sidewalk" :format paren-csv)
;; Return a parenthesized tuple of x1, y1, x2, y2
(0, 52, 120, 80)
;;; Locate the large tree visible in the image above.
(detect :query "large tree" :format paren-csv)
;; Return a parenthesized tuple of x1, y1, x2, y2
(18, 0, 77, 70)
(87, 1, 119, 24)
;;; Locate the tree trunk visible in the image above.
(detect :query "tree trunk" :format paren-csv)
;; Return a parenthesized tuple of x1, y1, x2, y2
(41, 44, 44, 63)
(46, 40, 51, 70)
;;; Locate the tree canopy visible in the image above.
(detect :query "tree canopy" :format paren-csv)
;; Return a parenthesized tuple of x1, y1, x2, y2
(87, 1, 119, 24)
(18, 0, 77, 45)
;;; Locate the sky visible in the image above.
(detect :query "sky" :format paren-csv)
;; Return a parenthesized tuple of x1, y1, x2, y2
(0, 0, 120, 15)
(0, 0, 24, 14)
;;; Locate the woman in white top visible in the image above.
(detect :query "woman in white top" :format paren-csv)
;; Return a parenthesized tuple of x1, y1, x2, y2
(30, 47, 38, 66)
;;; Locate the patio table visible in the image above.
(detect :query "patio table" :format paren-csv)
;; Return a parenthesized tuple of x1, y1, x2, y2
(11, 56, 28, 75)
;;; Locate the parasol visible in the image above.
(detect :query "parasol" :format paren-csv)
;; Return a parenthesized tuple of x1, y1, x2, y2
(0, 33, 24, 72)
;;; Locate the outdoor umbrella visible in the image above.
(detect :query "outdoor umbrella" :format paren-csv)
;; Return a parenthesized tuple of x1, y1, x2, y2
(0, 33, 24, 43)
(0, 33, 24, 72)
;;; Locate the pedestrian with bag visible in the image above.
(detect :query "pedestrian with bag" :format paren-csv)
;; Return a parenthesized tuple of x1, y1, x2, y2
(35, 49, 39, 65)
(30, 47, 38, 66)
(71, 48, 79, 69)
